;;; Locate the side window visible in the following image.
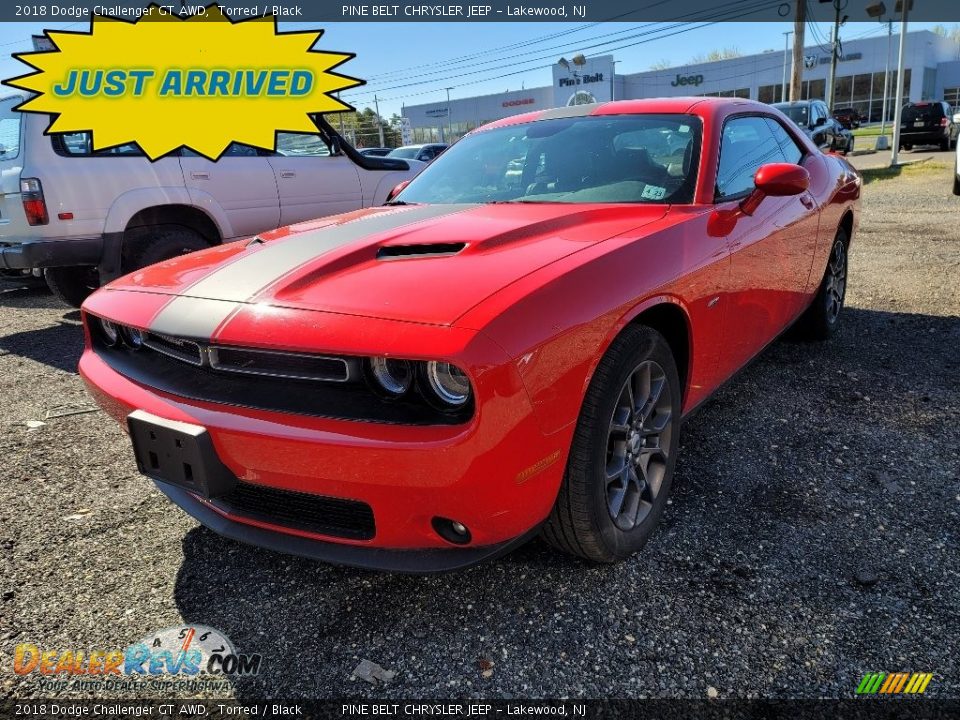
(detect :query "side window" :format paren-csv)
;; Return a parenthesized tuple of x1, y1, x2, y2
(275, 132, 331, 157)
(715, 116, 784, 200)
(0, 97, 22, 160)
(764, 118, 804, 165)
(54, 131, 143, 156)
(181, 143, 261, 158)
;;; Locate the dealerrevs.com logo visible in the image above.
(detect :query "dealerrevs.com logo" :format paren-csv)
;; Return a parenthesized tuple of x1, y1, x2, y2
(13, 625, 262, 692)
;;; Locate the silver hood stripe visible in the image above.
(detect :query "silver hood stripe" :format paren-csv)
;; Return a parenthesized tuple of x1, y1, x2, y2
(149, 204, 475, 339)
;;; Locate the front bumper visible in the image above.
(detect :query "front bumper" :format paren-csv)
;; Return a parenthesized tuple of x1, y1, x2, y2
(156, 479, 541, 572)
(899, 130, 949, 146)
(79, 338, 570, 567)
(0, 235, 103, 270)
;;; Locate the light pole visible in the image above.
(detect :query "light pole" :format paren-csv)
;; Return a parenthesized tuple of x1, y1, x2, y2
(880, 20, 893, 133)
(373, 94, 385, 147)
(444, 87, 453, 143)
(890, 0, 909, 166)
(611, 60, 621, 101)
(782, 30, 793, 102)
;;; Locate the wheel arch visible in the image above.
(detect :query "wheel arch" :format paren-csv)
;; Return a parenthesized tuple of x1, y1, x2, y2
(123, 204, 222, 245)
(838, 208, 855, 244)
(584, 297, 693, 412)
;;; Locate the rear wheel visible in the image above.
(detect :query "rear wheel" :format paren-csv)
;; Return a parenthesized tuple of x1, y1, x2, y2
(124, 226, 209, 271)
(796, 227, 848, 341)
(44, 266, 99, 308)
(543, 325, 681, 563)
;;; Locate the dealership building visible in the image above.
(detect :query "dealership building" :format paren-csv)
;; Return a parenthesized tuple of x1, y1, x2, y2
(401, 30, 960, 142)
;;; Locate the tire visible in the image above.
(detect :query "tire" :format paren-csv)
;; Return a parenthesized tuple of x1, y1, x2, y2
(44, 266, 99, 308)
(953, 172, 960, 196)
(903, 144, 913, 151)
(542, 325, 681, 563)
(940, 138, 950, 152)
(796, 227, 849, 341)
(125, 226, 209, 271)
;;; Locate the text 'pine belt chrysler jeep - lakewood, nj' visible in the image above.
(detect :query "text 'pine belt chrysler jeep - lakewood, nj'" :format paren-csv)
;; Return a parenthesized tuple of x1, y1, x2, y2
(0, 93, 424, 306)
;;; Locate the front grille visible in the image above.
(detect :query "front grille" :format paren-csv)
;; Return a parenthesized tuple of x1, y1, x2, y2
(213, 481, 375, 541)
(143, 332, 203, 366)
(209, 346, 352, 382)
(88, 320, 474, 425)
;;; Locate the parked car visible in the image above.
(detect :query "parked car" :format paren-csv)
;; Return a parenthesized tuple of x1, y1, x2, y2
(771, 100, 854, 154)
(358, 147, 392, 157)
(898, 101, 958, 151)
(80, 98, 860, 571)
(953, 136, 960, 195)
(387, 143, 448, 162)
(833, 107, 862, 129)
(0, 94, 425, 307)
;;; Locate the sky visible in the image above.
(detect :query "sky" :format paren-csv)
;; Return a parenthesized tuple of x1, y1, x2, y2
(0, 19, 945, 118)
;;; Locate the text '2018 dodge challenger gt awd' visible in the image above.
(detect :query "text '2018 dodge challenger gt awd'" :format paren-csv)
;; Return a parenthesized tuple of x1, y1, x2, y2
(79, 98, 861, 572)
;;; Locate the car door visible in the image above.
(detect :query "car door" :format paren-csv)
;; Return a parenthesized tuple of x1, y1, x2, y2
(712, 115, 821, 383)
(180, 143, 280, 240)
(268, 131, 363, 226)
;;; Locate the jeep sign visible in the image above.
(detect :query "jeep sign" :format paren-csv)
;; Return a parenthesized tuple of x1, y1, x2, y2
(671, 73, 704, 88)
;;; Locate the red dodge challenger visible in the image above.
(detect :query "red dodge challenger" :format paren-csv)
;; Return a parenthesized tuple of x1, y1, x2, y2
(79, 98, 861, 571)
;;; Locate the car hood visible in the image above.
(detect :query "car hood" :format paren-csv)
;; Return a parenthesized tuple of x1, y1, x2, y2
(108, 202, 668, 327)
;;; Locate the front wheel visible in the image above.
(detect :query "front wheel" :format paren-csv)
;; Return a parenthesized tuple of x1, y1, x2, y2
(542, 325, 681, 563)
(44, 266, 99, 308)
(796, 228, 848, 341)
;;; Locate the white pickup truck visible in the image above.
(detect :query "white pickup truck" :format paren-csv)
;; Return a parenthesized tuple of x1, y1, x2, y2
(0, 93, 423, 306)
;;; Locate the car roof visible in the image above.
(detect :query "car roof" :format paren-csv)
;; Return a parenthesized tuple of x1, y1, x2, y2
(772, 100, 813, 108)
(480, 97, 775, 132)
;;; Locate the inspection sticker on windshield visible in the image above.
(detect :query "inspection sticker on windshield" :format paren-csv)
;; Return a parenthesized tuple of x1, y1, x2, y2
(642, 185, 667, 200)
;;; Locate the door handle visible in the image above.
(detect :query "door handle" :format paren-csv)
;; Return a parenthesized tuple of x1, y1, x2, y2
(190, 171, 209, 180)
(799, 194, 815, 210)
(279, 170, 296, 178)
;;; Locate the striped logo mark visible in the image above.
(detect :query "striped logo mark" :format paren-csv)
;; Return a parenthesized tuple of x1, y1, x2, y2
(856, 672, 933, 695)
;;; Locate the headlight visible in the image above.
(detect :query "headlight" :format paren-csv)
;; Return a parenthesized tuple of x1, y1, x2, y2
(425, 361, 471, 407)
(122, 326, 145, 349)
(369, 357, 413, 396)
(99, 318, 119, 345)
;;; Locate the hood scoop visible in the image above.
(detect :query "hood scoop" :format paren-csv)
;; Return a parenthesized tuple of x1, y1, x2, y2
(376, 242, 466, 260)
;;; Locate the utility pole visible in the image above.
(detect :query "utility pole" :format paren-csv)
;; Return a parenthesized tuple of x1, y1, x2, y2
(373, 94, 385, 147)
(890, 0, 909, 166)
(790, 0, 806, 102)
(825, 0, 843, 112)
(782, 31, 793, 102)
(880, 19, 893, 133)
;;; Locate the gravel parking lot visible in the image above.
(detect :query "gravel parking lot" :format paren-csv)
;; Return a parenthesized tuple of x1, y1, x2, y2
(2, 160, 958, 700)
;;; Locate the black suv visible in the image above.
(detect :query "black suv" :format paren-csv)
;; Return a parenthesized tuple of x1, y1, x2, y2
(899, 101, 958, 151)
(771, 100, 854, 154)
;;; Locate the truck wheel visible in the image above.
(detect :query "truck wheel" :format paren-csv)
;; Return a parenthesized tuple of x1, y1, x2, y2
(44, 267, 99, 308)
(125, 226, 209, 271)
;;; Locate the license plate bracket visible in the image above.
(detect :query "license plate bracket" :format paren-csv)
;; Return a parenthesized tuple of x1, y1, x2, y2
(127, 410, 236, 498)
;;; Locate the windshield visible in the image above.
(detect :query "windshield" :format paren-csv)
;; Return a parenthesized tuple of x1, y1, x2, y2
(396, 114, 702, 205)
(0, 97, 22, 161)
(777, 105, 810, 126)
(387, 146, 421, 159)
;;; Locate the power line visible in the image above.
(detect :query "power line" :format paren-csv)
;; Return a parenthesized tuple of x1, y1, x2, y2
(345, 0, 786, 104)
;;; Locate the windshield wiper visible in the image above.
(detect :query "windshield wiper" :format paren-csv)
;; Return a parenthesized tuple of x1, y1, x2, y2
(383, 200, 417, 206)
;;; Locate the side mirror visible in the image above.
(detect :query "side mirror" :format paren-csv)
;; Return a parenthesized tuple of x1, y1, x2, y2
(815, 116, 827, 127)
(329, 137, 342, 156)
(740, 163, 810, 216)
(385, 180, 411, 203)
(708, 163, 810, 236)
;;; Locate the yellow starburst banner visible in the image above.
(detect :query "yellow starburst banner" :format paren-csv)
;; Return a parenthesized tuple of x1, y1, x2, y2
(4, 4, 363, 160)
